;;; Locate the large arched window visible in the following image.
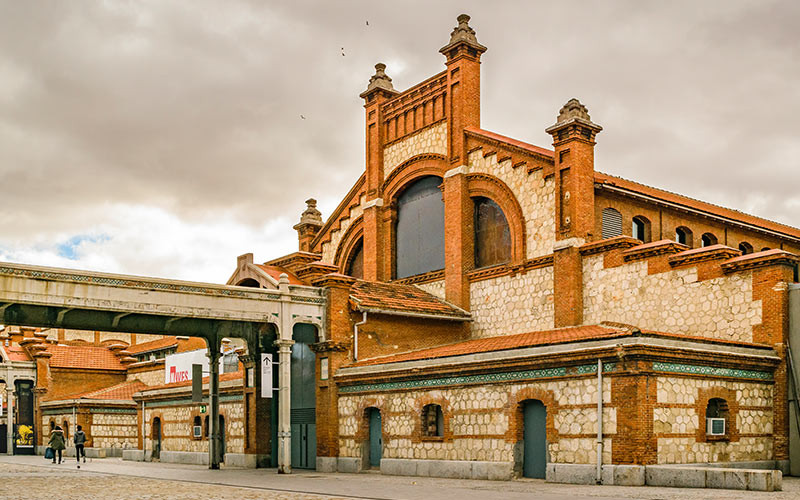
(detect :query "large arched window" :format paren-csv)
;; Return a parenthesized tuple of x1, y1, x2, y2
(346, 239, 364, 279)
(676, 226, 693, 247)
(395, 176, 445, 279)
(474, 197, 511, 268)
(601, 208, 622, 239)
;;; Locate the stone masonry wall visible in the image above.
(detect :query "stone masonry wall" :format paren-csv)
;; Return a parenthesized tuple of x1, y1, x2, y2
(338, 377, 613, 465)
(383, 122, 447, 178)
(91, 412, 138, 449)
(583, 255, 761, 342)
(321, 195, 366, 265)
(469, 267, 554, 338)
(414, 280, 445, 300)
(655, 376, 773, 464)
(144, 400, 245, 455)
(467, 150, 556, 260)
(126, 368, 164, 386)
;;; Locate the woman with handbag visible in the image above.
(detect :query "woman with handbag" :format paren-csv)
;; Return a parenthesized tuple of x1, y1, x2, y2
(47, 425, 66, 464)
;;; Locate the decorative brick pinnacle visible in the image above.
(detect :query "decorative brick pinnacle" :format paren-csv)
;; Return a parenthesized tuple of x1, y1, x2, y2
(440, 14, 487, 55)
(361, 63, 395, 97)
(545, 98, 602, 135)
(297, 198, 323, 228)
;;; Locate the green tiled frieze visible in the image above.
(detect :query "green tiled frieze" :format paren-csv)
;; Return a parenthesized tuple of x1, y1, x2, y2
(339, 367, 568, 394)
(652, 361, 772, 380)
(575, 362, 617, 374)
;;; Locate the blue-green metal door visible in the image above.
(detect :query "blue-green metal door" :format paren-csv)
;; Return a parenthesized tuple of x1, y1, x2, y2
(368, 409, 382, 468)
(523, 400, 546, 478)
(291, 325, 316, 469)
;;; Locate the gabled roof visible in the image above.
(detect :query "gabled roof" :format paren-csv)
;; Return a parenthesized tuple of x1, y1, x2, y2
(350, 325, 771, 367)
(255, 264, 305, 285)
(465, 126, 555, 159)
(350, 281, 471, 321)
(595, 172, 800, 241)
(5, 343, 32, 362)
(126, 337, 177, 355)
(55, 380, 148, 402)
(46, 344, 125, 371)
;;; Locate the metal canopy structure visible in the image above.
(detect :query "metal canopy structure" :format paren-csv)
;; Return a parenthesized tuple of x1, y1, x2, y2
(0, 261, 325, 471)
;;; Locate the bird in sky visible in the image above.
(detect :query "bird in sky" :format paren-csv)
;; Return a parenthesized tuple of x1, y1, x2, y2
(341, 47, 345, 56)
(366, 20, 369, 26)
(300, 114, 306, 120)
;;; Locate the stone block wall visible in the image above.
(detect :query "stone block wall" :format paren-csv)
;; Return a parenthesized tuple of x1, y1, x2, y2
(126, 368, 164, 386)
(582, 255, 761, 342)
(91, 412, 138, 449)
(383, 122, 447, 178)
(337, 376, 613, 466)
(469, 267, 554, 338)
(143, 400, 245, 455)
(467, 149, 555, 260)
(655, 376, 774, 464)
(414, 280, 445, 300)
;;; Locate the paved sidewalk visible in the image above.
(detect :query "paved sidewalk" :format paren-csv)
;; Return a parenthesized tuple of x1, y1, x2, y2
(0, 455, 797, 500)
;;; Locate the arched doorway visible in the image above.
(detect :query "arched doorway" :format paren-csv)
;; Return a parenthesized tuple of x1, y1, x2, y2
(151, 417, 161, 461)
(522, 400, 546, 478)
(367, 408, 382, 469)
(290, 323, 317, 469)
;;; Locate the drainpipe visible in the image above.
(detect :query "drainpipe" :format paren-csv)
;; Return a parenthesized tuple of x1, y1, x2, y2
(353, 311, 367, 362)
(596, 359, 603, 484)
(141, 400, 146, 461)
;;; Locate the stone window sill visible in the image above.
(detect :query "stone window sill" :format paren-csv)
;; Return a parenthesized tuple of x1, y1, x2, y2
(705, 435, 730, 442)
(420, 436, 445, 442)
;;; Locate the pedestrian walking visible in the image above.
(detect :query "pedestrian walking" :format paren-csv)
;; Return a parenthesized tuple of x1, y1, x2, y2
(74, 425, 87, 465)
(47, 425, 66, 464)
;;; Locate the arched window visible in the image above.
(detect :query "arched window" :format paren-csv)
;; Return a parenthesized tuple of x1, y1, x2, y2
(395, 176, 445, 279)
(346, 239, 364, 279)
(701, 233, 717, 247)
(474, 197, 511, 268)
(738, 242, 753, 255)
(676, 226, 693, 247)
(601, 208, 622, 239)
(421, 404, 444, 437)
(236, 278, 260, 288)
(193, 416, 202, 439)
(705, 398, 729, 437)
(632, 215, 651, 243)
(204, 415, 210, 439)
(761, 247, 771, 252)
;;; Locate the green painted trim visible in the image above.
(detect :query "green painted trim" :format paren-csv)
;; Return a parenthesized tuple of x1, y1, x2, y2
(43, 408, 137, 415)
(652, 362, 772, 380)
(339, 367, 567, 394)
(575, 362, 617, 374)
(144, 394, 243, 408)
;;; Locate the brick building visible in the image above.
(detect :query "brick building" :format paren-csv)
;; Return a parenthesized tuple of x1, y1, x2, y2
(224, 14, 800, 481)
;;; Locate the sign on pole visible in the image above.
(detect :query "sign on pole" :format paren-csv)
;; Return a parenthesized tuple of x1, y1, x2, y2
(261, 353, 273, 398)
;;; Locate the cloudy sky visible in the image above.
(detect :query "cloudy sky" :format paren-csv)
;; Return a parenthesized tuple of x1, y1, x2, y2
(0, 1, 798, 283)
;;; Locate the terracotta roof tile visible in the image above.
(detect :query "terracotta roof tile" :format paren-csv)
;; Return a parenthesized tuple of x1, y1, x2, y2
(58, 380, 148, 401)
(350, 281, 470, 320)
(5, 344, 32, 362)
(255, 265, 305, 285)
(126, 337, 178, 355)
(45, 344, 125, 371)
(595, 172, 800, 241)
(353, 325, 625, 366)
(351, 325, 771, 367)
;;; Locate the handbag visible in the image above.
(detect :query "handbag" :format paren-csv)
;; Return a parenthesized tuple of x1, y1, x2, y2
(45, 447, 54, 460)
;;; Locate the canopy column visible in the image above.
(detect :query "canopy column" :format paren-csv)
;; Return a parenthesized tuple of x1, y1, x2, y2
(207, 336, 221, 469)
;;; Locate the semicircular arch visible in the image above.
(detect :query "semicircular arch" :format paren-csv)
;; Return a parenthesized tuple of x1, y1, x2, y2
(333, 215, 364, 273)
(467, 173, 527, 266)
(383, 154, 448, 204)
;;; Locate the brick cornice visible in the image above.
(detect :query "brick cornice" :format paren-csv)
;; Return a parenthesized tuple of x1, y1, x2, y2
(579, 236, 641, 256)
(722, 249, 800, 274)
(392, 269, 445, 285)
(623, 240, 689, 262)
(668, 244, 740, 268)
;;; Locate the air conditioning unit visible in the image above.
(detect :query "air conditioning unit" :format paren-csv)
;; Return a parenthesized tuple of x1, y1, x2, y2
(707, 418, 726, 436)
(193, 425, 202, 438)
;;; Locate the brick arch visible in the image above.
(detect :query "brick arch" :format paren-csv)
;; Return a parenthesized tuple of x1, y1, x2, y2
(696, 386, 739, 443)
(354, 397, 386, 443)
(333, 215, 364, 272)
(506, 387, 559, 444)
(467, 173, 527, 266)
(411, 394, 453, 443)
(382, 154, 448, 204)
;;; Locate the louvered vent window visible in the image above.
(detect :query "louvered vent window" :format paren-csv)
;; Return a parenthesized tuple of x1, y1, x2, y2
(601, 208, 623, 239)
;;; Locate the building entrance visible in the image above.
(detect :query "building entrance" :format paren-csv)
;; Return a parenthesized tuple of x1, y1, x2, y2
(368, 408, 382, 468)
(290, 324, 316, 469)
(522, 400, 546, 478)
